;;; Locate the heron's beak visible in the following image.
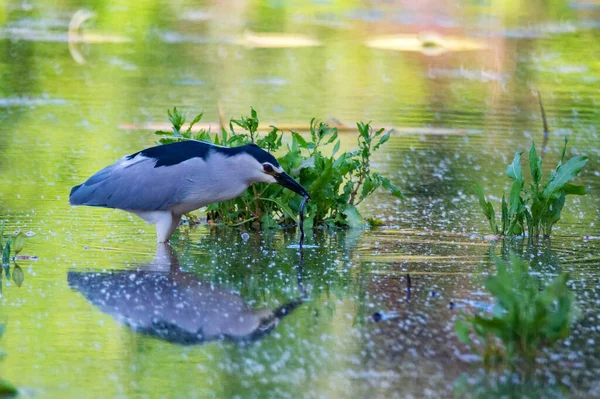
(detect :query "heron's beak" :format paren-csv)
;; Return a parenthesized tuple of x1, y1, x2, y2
(275, 172, 311, 199)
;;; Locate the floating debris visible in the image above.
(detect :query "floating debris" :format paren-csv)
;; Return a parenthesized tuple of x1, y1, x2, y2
(371, 311, 400, 322)
(366, 32, 486, 55)
(237, 31, 321, 48)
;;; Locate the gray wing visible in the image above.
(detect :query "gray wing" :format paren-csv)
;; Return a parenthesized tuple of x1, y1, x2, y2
(69, 155, 192, 211)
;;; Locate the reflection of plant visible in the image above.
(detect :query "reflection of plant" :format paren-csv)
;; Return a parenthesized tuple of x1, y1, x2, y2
(155, 108, 403, 229)
(0, 222, 26, 288)
(0, 323, 17, 397)
(475, 139, 587, 239)
(173, 227, 362, 324)
(455, 255, 577, 374)
(1, 223, 26, 266)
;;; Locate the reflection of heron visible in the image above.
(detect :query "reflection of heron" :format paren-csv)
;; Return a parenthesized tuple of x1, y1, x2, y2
(67, 244, 302, 344)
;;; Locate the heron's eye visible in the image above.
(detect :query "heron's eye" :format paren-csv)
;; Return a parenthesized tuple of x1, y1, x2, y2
(263, 164, 274, 173)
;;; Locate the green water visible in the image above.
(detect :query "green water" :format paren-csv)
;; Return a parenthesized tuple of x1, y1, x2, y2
(1, 0, 600, 397)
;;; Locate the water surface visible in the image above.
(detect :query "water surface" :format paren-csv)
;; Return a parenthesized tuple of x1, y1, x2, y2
(1, 0, 599, 397)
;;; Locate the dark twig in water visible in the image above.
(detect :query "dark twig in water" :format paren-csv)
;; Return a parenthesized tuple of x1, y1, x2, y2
(296, 246, 305, 298)
(537, 91, 550, 157)
(298, 196, 308, 250)
(295, 196, 309, 299)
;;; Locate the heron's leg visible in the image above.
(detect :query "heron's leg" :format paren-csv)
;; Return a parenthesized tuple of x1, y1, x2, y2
(153, 211, 178, 243)
(166, 213, 182, 241)
(154, 212, 182, 243)
(129, 210, 182, 242)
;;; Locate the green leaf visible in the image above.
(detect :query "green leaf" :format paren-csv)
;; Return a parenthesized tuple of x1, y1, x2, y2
(563, 183, 588, 195)
(381, 176, 404, 199)
(260, 214, 278, 229)
(506, 151, 524, 182)
(12, 265, 24, 287)
(471, 315, 506, 338)
(508, 180, 523, 217)
(291, 131, 309, 149)
(259, 197, 298, 224)
(542, 156, 588, 199)
(342, 204, 364, 229)
(309, 159, 334, 198)
(0, 379, 17, 397)
(455, 319, 472, 344)
(186, 112, 204, 134)
(474, 184, 498, 234)
(12, 232, 25, 255)
(324, 128, 338, 145)
(2, 237, 11, 266)
(168, 107, 186, 134)
(373, 130, 391, 151)
(501, 195, 508, 235)
(524, 208, 534, 240)
(361, 175, 375, 199)
(332, 140, 341, 156)
(356, 122, 369, 139)
(559, 137, 568, 164)
(542, 192, 566, 236)
(529, 142, 542, 188)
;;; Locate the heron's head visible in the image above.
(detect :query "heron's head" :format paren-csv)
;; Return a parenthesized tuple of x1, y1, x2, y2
(238, 144, 310, 199)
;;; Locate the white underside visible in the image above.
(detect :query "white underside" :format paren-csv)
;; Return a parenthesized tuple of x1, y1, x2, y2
(131, 210, 182, 243)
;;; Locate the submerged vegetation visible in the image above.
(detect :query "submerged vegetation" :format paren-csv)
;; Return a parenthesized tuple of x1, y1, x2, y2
(455, 255, 577, 373)
(155, 108, 403, 229)
(475, 139, 588, 239)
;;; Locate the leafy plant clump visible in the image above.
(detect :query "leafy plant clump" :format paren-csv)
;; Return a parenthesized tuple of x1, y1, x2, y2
(155, 108, 404, 229)
(1, 222, 27, 288)
(475, 139, 588, 239)
(1, 223, 26, 267)
(455, 255, 577, 373)
(0, 323, 17, 398)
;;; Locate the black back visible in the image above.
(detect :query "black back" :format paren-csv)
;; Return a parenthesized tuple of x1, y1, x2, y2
(127, 141, 280, 168)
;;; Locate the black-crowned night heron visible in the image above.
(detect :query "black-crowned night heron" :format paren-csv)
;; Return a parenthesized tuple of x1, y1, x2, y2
(69, 140, 310, 242)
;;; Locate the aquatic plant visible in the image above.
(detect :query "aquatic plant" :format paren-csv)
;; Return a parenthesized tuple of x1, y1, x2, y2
(455, 255, 577, 373)
(475, 139, 588, 239)
(155, 108, 403, 229)
(0, 324, 17, 397)
(1, 222, 26, 288)
(0, 223, 26, 267)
